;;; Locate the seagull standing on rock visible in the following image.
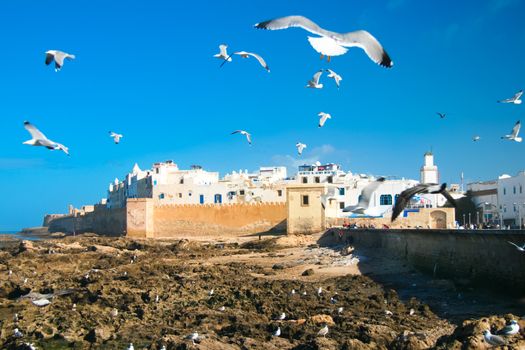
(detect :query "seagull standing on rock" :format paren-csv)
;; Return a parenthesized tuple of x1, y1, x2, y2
(14, 328, 23, 338)
(318, 112, 331, 128)
(497, 320, 520, 335)
(277, 312, 286, 320)
(45, 50, 75, 71)
(127, 343, 134, 350)
(483, 330, 507, 346)
(318, 325, 329, 337)
(273, 327, 281, 337)
(254, 15, 393, 67)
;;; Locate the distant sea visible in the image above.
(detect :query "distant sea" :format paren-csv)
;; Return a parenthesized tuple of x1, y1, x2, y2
(0, 231, 42, 241)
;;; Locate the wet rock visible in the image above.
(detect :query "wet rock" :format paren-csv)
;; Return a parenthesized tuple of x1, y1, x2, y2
(302, 269, 315, 276)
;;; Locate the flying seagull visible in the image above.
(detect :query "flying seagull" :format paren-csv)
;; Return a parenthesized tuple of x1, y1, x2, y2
(343, 177, 386, 215)
(498, 90, 523, 104)
(109, 131, 123, 144)
(507, 241, 525, 252)
(296, 142, 307, 155)
(501, 121, 522, 142)
(45, 50, 75, 72)
(436, 113, 446, 119)
(325, 69, 342, 88)
(318, 112, 331, 128)
(483, 330, 507, 346)
(472, 136, 480, 142)
(497, 320, 520, 335)
(391, 183, 457, 222)
(254, 15, 393, 67)
(214, 44, 232, 64)
(233, 51, 270, 72)
(23, 121, 69, 155)
(306, 70, 323, 88)
(231, 130, 252, 144)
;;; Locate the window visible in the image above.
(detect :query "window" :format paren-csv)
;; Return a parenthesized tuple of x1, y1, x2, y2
(379, 194, 392, 205)
(395, 194, 400, 203)
(521, 185, 523, 194)
(339, 202, 345, 209)
(514, 186, 516, 194)
(277, 190, 283, 197)
(178, 193, 182, 198)
(214, 194, 222, 204)
(199, 194, 204, 204)
(504, 188, 506, 195)
(302, 177, 308, 184)
(159, 193, 165, 199)
(153, 180, 157, 186)
(339, 188, 345, 196)
(180, 178, 184, 184)
(239, 190, 245, 195)
(314, 177, 320, 183)
(327, 176, 333, 183)
(301, 195, 309, 206)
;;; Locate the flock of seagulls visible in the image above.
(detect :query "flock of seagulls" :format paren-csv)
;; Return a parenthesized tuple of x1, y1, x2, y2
(483, 319, 521, 346)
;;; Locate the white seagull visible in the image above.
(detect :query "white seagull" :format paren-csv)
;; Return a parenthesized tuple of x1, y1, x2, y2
(23, 121, 69, 155)
(317, 287, 323, 295)
(296, 142, 307, 155)
(277, 312, 286, 320)
(498, 90, 523, 104)
(343, 177, 386, 215)
(255, 15, 393, 67)
(273, 326, 281, 337)
(208, 288, 214, 296)
(472, 135, 480, 142)
(337, 307, 344, 314)
(45, 50, 75, 72)
(127, 343, 134, 350)
(234, 51, 270, 72)
(14, 328, 23, 338)
(306, 70, 323, 89)
(214, 44, 232, 63)
(391, 183, 457, 222)
(483, 330, 507, 346)
(231, 130, 252, 145)
(32, 298, 51, 307)
(501, 121, 522, 142)
(318, 325, 329, 337)
(187, 332, 200, 344)
(497, 320, 520, 335)
(325, 69, 342, 88)
(109, 131, 123, 144)
(318, 112, 331, 128)
(507, 241, 525, 252)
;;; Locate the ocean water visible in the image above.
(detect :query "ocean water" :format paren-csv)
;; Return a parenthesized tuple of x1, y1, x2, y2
(0, 231, 42, 241)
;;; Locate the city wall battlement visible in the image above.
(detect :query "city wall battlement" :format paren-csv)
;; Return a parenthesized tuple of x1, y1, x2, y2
(319, 228, 525, 294)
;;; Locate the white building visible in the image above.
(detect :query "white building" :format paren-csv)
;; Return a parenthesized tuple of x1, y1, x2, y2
(420, 151, 439, 184)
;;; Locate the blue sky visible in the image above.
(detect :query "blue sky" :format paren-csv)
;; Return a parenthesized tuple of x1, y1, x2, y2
(0, 0, 523, 230)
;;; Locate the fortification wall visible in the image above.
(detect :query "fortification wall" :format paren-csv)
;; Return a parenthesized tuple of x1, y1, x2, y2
(320, 228, 525, 294)
(47, 207, 126, 236)
(152, 202, 287, 238)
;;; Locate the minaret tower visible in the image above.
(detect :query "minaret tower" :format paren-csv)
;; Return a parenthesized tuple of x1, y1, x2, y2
(420, 151, 439, 184)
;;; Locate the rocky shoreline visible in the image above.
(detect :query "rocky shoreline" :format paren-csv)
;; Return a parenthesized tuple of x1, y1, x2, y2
(0, 235, 523, 349)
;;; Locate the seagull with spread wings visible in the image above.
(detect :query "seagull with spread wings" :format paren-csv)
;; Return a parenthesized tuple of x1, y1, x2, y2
(498, 90, 523, 104)
(109, 131, 123, 144)
(45, 50, 75, 72)
(23, 121, 69, 155)
(233, 51, 270, 72)
(318, 112, 331, 128)
(325, 69, 342, 88)
(391, 183, 457, 222)
(343, 177, 386, 216)
(296, 142, 307, 155)
(306, 70, 324, 88)
(231, 130, 252, 145)
(501, 121, 522, 142)
(254, 15, 393, 67)
(214, 44, 232, 63)
(436, 112, 446, 119)
(507, 241, 525, 252)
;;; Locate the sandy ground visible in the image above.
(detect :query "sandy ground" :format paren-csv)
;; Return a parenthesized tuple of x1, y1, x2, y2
(0, 233, 523, 349)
